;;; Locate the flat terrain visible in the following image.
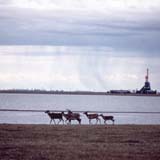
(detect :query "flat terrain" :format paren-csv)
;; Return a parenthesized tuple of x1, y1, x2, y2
(0, 124, 160, 160)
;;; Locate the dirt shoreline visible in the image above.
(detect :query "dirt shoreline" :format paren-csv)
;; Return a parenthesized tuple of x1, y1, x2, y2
(0, 124, 160, 160)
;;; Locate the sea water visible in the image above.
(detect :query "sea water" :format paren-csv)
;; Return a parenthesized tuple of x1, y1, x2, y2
(0, 93, 160, 124)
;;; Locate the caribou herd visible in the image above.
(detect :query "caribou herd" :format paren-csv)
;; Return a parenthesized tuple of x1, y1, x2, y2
(45, 110, 115, 125)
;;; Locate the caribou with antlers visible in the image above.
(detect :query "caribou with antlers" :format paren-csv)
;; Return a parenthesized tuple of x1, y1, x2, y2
(62, 110, 81, 124)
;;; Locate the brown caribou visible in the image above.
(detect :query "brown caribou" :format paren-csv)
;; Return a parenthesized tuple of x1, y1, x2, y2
(45, 110, 64, 124)
(62, 110, 81, 124)
(83, 111, 100, 124)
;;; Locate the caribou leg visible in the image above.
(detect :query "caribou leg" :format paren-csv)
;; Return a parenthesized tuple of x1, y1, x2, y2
(96, 118, 100, 124)
(61, 119, 64, 125)
(58, 119, 61, 124)
(78, 118, 81, 124)
(53, 119, 56, 124)
(96, 119, 98, 124)
(98, 118, 101, 124)
(112, 119, 115, 125)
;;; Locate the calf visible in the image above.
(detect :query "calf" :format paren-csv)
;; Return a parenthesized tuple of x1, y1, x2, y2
(100, 114, 115, 125)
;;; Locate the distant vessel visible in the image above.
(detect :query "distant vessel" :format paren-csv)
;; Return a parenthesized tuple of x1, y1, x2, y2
(136, 69, 157, 94)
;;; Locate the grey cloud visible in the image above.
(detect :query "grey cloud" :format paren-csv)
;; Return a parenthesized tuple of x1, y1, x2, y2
(0, 5, 160, 56)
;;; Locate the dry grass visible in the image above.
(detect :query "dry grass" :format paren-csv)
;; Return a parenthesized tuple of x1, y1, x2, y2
(0, 124, 160, 160)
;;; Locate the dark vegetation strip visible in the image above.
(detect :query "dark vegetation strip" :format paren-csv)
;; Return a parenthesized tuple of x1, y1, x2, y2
(0, 90, 160, 96)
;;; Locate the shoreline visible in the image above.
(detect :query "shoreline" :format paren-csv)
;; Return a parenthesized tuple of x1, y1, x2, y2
(0, 90, 160, 97)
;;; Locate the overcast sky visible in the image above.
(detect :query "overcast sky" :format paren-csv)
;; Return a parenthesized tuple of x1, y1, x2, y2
(0, 0, 160, 91)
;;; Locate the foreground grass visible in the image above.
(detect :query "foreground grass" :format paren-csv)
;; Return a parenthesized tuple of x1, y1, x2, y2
(0, 124, 160, 160)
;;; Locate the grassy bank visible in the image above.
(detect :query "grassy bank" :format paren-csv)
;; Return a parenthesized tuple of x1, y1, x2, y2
(0, 124, 160, 160)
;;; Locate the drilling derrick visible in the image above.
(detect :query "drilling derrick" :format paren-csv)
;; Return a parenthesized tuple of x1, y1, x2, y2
(136, 69, 156, 94)
(143, 68, 151, 90)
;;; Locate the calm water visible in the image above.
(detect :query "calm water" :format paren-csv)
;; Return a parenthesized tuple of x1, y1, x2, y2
(0, 93, 160, 124)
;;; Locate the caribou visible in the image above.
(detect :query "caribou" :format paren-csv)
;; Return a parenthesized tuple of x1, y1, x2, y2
(62, 110, 81, 124)
(45, 110, 115, 125)
(83, 111, 101, 124)
(100, 114, 115, 125)
(45, 110, 64, 124)
(61, 111, 70, 123)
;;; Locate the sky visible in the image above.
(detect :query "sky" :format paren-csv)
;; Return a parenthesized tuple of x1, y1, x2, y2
(0, 0, 160, 91)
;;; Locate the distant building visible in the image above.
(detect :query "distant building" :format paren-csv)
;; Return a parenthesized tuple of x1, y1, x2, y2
(110, 90, 131, 94)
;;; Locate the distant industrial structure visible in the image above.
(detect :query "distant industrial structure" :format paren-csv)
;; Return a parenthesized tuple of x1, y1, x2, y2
(109, 69, 157, 95)
(136, 69, 157, 94)
(109, 90, 131, 94)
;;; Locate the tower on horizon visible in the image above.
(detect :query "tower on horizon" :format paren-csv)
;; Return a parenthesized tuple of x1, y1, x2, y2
(136, 68, 156, 94)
